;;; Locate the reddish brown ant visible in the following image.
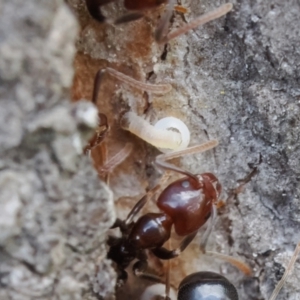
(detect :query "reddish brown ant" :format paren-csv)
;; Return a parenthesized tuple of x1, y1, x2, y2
(85, 0, 233, 44)
(107, 140, 251, 283)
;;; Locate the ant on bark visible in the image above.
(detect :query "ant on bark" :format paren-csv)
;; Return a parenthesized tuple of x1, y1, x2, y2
(140, 243, 300, 300)
(85, 0, 233, 44)
(107, 140, 252, 283)
(141, 271, 239, 300)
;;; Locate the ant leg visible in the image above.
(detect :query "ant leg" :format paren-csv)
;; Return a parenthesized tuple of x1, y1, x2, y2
(133, 259, 163, 283)
(110, 218, 128, 233)
(268, 242, 300, 300)
(205, 251, 252, 276)
(125, 183, 163, 225)
(132, 251, 163, 283)
(151, 231, 198, 260)
(156, 3, 233, 43)
(84, 113, 109, 154)
(164, 241, 171, 300)
(114, 12, 144, 24)
(155, 0, 176, 43)
(125, 194, 148, 225)
(199, 205, 217, 253)
(226, 163, 259, 202)
(92, 68, 171, 105)
(155, 140, 218, 182)
(160, 3, 233, 44)
(97, 143, 133, 175)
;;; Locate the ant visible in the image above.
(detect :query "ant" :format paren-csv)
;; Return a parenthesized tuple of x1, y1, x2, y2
(141, 243, 300, 300)
(85, 0, 233, 44)
(141, 271, 239, 300)
(175, 271, 238, 300)
(107, 140, 251, 282)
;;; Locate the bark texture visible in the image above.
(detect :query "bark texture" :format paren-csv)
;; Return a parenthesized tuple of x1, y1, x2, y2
(0, 1, 116, 299)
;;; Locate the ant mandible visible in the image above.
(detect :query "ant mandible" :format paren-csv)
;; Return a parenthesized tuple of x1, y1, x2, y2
(85, 0, 233, 44)
(107, 139, 226, 281)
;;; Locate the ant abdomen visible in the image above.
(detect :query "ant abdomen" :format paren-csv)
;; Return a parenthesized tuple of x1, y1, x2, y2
(178, 271, 238, 300)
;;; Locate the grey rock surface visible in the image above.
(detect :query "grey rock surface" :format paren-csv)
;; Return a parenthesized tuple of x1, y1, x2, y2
(0, 0, 116, 299)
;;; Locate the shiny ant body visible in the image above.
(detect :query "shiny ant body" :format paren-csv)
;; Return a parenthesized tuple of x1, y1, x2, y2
(107, 140, 223, 281)
(141, 271, 239, 300)
(177, 271, 238, 300)
(141, 243, 300, 300)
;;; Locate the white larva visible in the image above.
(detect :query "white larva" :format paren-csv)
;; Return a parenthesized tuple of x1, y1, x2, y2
(154, 116, 190, 151)
(121, 112, 190, 151)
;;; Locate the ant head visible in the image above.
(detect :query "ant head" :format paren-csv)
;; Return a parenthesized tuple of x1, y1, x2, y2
(178, 271, 238, 300)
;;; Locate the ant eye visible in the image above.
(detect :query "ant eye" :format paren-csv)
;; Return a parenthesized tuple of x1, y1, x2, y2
(181, 181, 190, 188)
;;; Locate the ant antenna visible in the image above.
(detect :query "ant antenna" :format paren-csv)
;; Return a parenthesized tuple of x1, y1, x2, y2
(205, 251, 252, 276)
(97, 142, 133, 175)
(269, 242, 300, 300)
(155, 0, 176, 43)
(157, 3, 233, 44)
(92, 68, 171, 105)
(155, 140, 218, 183)
(199, 205, 217, 252)
(165, 244, 171, 300)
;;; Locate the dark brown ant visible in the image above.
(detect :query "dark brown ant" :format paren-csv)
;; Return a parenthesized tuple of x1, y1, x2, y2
(107, 140, 238, 282)
(85, 0, 233, 44)
(141, 271, 239, 300)
(141, 242, 300, 300)
(177, 271, 238, 300)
